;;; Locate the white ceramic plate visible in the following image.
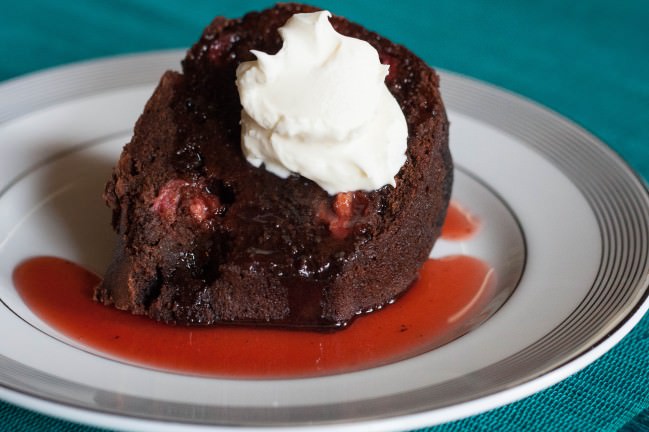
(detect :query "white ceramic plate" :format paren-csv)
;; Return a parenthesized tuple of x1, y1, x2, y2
(0, 51, 648, 431)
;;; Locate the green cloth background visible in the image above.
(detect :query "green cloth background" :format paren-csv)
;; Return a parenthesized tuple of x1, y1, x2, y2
(1, 1, 648, 430)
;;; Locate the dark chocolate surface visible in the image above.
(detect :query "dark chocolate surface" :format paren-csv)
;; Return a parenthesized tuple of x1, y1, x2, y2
(95, 3, 452, 328)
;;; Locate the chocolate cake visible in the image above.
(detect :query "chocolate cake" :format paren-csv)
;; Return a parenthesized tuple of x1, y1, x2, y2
(95, 3, 452, 328)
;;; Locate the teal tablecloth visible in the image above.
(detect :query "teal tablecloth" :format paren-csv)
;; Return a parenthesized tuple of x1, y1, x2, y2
(1, 1, 648, 431)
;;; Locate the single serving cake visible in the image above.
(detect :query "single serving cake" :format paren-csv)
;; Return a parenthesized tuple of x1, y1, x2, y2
(94, 3, 452, 329)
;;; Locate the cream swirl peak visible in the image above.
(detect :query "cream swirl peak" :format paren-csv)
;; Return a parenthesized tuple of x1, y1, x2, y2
(235, 10, 407, 195)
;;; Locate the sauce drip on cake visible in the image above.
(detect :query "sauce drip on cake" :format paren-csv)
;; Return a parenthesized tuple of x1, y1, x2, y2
(94, 4, 452, 328)
(14, 203, 489, 378)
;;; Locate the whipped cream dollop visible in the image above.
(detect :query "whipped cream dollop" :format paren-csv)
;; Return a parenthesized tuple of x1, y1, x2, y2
(235, 11, 408, 195)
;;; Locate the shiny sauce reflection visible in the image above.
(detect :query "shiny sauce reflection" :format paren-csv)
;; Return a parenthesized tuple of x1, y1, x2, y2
(14, 202, 489, 378)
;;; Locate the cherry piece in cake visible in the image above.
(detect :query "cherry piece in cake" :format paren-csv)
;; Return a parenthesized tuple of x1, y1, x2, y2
(95, 3, 452, 329)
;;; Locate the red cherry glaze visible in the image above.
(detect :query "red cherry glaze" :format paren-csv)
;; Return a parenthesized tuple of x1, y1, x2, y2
(14, 254, 493, 378)
(441, 201, 480, 240)
(13, 201, 490, 378)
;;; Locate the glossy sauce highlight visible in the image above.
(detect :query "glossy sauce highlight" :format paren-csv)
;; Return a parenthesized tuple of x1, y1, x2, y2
(14, 202, 488, 378)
